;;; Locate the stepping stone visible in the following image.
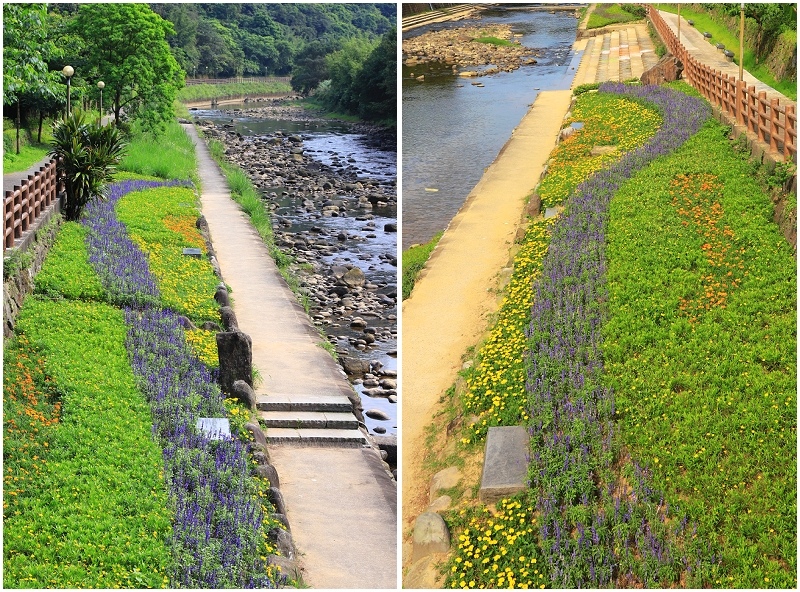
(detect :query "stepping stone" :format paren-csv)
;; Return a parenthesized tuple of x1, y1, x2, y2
(479, 426, 529, 505)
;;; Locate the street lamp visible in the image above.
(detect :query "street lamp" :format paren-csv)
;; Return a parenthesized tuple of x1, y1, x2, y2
(97, 81, 105, 123)
(62, 65, 74, 115)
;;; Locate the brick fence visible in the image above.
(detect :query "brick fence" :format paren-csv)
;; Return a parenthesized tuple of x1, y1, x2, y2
(3, 158, 63, 253)
(648, 5, 796, 162)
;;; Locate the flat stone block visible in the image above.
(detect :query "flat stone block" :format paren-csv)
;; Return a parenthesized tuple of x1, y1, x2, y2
(479, 426, 529, 505)
(182, 247, 203, 257)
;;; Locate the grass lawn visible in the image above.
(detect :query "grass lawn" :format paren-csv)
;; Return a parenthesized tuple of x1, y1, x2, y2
(587, 4, 642, 30)
(402, 231, 443, 300)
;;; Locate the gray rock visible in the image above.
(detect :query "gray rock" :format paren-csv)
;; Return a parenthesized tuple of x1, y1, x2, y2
(268, 486, 288, 517)
(427, 495, 452, 513)
(254, 463, 280, 488)
(231, 379, 256, 410)
(341, 267, 365, 288)
(341, 356, 370, 376)
(373, 425, 387, 434)
(479, 426, 530, 504)
(177, 316, 197, 330)
(412, 512, 450, 561)
(365, 408, 390, 421)
(219, 306, 238, 331)
(380, 378, 397, 390)
(244, 422, 269, 450)
(214, 285, 230, 307)
(268, 554, 302, 582)
(384, 223, 397, 232)
(430, 466, 461, 502)
(269, 527, 295, 559)
(200, 321, 222, 332)
(216, 331, 253, 392)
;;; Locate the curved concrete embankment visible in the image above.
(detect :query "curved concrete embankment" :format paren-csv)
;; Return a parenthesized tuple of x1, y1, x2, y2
(401, 89, 574, 539)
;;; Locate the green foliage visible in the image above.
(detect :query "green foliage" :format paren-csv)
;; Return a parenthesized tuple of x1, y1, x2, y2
(34, 222, 106, 301)
(119, 119, 197, 185)
(572, 82, 600, 96)
(115, 186, 220, 324)
(316, 28, 396, 123)
(176, 80, 292, 103)
(49, 110, 127, 221)
(72, 4, 184, 133)
(5, 300, 172, 588)
(473, 36, 515, 47)
(402, 231, 443, 300)
(586, 4, 641, 29)
(291, 41, 333, 94)
(604, 116, 796, 587)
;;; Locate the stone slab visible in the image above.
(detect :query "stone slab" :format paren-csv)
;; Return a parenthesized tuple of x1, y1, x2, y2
(259, 410, 359, 430)
(265, 427, 367, 447)
(256, 393, 353, 412)
(196, 417, 232, 440)
(479, 426, 530, 505)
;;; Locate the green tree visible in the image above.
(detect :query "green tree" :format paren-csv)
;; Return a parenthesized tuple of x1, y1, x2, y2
(352, 28, 396, 122)
(72, 4, 183, 133)
(291, 41, 334, 94)
(3, 3, 61, 153)
(322, 37, 377, 114)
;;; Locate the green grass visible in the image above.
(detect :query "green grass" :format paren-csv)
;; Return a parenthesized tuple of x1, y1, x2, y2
(119, 119, 198, 185)
(3, 142, 50, 173)
(176, 80, 292, 103)
(587, 4, 641, 29)
(4, 299, 173, 588)
(655, 4, 797, 100)
(472, 36, 515, 47)
(402, 231, 443, 300)
(33, 222, 107, 302)
(604, 114, 796, 588)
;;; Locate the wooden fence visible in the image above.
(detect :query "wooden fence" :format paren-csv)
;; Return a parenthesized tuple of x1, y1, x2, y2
(184, 76, 292, 86)
(4, 158, 63, 252)
(648, 5, 796, 162)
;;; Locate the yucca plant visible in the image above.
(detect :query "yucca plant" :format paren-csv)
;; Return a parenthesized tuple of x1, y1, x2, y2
(49, 109, 127, 220)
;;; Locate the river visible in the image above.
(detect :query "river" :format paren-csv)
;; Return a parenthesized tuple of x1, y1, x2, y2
(402, 7, 582, 248)
(191, 102, 398, 437)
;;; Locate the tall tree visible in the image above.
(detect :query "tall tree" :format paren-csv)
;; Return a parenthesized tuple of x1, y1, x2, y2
(3, 3, 60, 153)
(73, 4, 183, 133)
(353, 28, 396, 122)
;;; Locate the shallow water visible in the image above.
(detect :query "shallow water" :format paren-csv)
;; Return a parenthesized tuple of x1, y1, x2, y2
(402, 8, 581, 248)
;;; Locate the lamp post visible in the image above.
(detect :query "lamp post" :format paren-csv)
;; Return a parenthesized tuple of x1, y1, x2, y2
(739, 2, 745, 82)
(97, 81, 105, 123)
(62, 65, 74, 116)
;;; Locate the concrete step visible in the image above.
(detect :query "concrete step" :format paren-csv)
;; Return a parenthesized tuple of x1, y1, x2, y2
(260, 410, 359, 430)
(256, 393, 353, 413)
(264, 427, 368, 447)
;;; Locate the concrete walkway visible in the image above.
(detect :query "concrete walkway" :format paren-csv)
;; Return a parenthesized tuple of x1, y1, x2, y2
(657, 9, 795, 107)
(574, 23, 659, 86)
(401, 90, 573, 535)
(3, 156, 53, 195)
(182, 124, 397, 589)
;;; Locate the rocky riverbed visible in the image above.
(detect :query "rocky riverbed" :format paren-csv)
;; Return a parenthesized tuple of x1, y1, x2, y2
(193, 102, 398, 434)
(403, 24, 540, 75)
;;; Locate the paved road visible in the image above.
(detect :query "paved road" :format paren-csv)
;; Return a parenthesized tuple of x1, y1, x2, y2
(182, 123, 397, 589)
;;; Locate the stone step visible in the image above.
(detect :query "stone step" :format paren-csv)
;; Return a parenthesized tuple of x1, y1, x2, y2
(260, 410, 359, 430)
(264, 427, 368, 447)
(256, 393, 354, 413)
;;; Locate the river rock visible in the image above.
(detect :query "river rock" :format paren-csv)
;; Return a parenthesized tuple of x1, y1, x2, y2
(341, 356, 370, 376)
(380, 378, 397, 390)
(341, 267, 365, 288)
(412, 512, 450, 561)
(365, 408, 390, 421)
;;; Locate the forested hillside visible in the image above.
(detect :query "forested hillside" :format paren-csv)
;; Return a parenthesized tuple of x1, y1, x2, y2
(150, 3, 395, 78)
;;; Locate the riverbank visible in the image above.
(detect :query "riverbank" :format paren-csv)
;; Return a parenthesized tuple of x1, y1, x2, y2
(192, 102, 398, 436)
(401, 89, 573, 581)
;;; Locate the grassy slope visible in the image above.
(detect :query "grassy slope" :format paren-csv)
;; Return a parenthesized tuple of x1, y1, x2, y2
(402, 231, 443, 300)
(655, 4, 797, 100)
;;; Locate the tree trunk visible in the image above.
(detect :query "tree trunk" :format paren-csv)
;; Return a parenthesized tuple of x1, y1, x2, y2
(37, 110, 44, 144)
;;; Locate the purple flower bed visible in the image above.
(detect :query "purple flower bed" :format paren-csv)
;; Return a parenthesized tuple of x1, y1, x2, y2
(126, 307, 277, 588)
(80, 180, 279, 588)
(524, 84, 711, 587)
(81, 180, 187, 307)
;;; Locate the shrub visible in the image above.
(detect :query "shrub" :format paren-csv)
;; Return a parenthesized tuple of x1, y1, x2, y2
(49, 110, 127, 221)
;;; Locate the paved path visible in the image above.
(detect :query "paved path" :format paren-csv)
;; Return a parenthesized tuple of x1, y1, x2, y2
(3, 156, 53, 195)
(182, 124, 397, 589)
(657, 9, 795, 107)
(401, 89, 573, 541)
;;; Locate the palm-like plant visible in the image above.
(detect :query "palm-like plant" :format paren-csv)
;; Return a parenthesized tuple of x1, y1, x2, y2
(49, 109, 127, 221)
